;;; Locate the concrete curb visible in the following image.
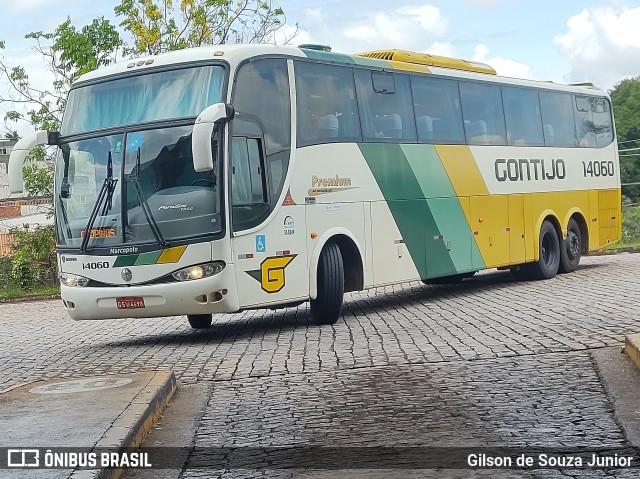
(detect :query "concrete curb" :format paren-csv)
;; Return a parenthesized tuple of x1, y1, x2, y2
(69, 370, 177, 479)
(623, 334, 640, 371)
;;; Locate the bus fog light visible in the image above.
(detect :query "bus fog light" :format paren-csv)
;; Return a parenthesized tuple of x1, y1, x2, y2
(172, 261, 225, 281)
(60, 273, 89, 287)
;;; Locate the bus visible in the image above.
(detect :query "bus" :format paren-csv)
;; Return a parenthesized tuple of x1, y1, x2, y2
(8, 44, 621, 329)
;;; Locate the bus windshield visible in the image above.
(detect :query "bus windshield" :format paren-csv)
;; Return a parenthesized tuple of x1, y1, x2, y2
(55, 65, 226, 250)
(61, 65, 226, 136)
(55, 125, 222, 249)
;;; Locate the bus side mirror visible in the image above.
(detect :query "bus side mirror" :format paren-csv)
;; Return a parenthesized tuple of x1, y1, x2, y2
(8, 130, 52, 193)
(192, 103, 234, 172)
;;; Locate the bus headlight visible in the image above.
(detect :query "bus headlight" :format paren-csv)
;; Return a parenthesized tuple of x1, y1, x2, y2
(60, 272, 89, 287)
(172, 261, 225, 281)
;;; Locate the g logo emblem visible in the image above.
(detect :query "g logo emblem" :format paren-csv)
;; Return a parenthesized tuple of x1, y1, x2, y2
(246, 255, 296, 293)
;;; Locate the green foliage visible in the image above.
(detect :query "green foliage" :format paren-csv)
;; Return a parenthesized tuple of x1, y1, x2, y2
(11, 250, 38, 290)
(0, 256, 12, 288)
(622, 201, 640, 244)
(610, 77, 640, 202)
(115, 0, 293, 56)
(0, 17, 121, 131)
(7, 225, 58, 290)
(23, 146, 54, 199)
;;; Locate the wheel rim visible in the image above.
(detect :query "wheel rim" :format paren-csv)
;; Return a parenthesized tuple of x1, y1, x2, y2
(541, 232, 557, 267)
(567, 230, 580, 260)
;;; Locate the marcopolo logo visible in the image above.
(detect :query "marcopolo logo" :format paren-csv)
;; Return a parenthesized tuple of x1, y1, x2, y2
(246, 255, 297, 293)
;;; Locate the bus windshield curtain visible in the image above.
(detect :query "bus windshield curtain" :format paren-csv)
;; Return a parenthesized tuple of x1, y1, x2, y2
(62, 67, 225, 135)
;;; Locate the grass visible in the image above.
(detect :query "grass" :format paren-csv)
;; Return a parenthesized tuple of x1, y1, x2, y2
(0, 285, 59, 300)
(604, 241, 640, 250)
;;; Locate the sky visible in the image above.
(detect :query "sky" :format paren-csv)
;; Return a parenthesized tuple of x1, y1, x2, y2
(0, 0, 640, 134)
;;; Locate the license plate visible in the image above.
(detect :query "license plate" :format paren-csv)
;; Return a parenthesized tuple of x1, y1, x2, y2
(116, 296, 145, 309)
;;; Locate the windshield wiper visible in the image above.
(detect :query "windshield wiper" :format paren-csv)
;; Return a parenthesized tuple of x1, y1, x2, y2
(129, 148, 167, 247)
(80, 151, 118, 252)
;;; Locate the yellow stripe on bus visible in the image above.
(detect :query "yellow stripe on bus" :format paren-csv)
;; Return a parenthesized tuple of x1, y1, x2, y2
(435, 145, 489, 196)
(157, 245, 188, 264)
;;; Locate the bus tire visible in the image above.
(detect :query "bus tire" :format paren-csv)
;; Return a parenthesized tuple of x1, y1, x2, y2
(529, 220, 561, 280)
(188, 314, 212, 329)
(310, 242, 344, 325)
(559, 218, 582, 273)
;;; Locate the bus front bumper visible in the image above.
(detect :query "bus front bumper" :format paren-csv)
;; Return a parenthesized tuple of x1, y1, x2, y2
(60, 265, 240, 320)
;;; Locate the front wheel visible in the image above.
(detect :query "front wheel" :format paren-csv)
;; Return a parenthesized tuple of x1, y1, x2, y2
(559, 218, 582, 273)
(188, 314, 212, 329)
(310, 243, 344, 325)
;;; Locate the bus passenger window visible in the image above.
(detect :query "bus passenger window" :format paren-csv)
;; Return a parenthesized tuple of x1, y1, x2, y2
(355, 70, 416, 142)
(591, 97, 613, 147)
(540, 92, 576, 147)
(459, 82, 506, 145)
(295, 61, 360, 145)
(410, 76, 464, 144)
(574, 96, 613, 148)
(502, 87, 544, 146)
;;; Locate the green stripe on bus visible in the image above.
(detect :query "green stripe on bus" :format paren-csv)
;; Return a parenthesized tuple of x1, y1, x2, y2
(359, 143, 481, 278)
(401, 144, 484, 274)
(400, 144, 456, 198)
(113, 254, 138, 267)
(134, 250, 163, 266)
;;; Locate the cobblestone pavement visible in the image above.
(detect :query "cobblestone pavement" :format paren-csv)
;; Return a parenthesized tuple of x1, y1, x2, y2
(2, 253, 640, 477)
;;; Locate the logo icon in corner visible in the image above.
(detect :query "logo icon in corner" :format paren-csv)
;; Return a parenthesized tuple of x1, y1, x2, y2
(246, 255, 297, 293)
(121, 268, 133, 282)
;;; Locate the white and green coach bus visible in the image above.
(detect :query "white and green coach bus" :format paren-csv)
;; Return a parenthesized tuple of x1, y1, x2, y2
(8, 44, 621, 328)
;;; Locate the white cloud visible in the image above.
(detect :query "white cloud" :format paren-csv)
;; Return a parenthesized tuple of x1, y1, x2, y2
(292, 4, 455, 56)
(463, 0, 507, 10)
(554, 5, 640, 89)
(472, 44, 534, 79)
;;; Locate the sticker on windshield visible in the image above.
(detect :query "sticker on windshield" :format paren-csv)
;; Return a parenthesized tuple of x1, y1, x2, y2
(114, 140, 123, 153)
(126, 133, 143, 152)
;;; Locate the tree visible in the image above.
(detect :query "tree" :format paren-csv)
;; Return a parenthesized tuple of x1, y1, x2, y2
(610, 76, 640, 203)
(115, 0, 295, 56)
(0, 17, 122, 132)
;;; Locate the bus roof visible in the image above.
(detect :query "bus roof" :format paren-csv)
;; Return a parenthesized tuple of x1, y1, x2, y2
(74, 43, 607, 97)
(356, 49, 496, 75)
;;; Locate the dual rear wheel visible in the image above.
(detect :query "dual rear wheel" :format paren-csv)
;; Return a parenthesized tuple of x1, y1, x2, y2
(512, 218, 582, 280)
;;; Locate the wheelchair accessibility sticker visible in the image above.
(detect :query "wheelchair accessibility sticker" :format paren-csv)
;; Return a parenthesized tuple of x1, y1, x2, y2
(246, 254, 297, 293)
(255, 235, 266, 253)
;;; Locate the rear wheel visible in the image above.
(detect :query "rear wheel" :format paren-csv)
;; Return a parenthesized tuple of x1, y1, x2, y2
(511, 221, 561, 281)
(559, 218, 582, 273)
(310, 243, 344, 325)
(529, 220, 561, 279)
(188, 314, 212, 329)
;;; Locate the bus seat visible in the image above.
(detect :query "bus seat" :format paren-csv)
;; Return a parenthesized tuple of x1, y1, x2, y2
(416, 115, 433, 140)
(375, 114, 403, 138)
(317, 114, 339, 138)
(543, 124, 554, 144)
(465, 119, 487, 142)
